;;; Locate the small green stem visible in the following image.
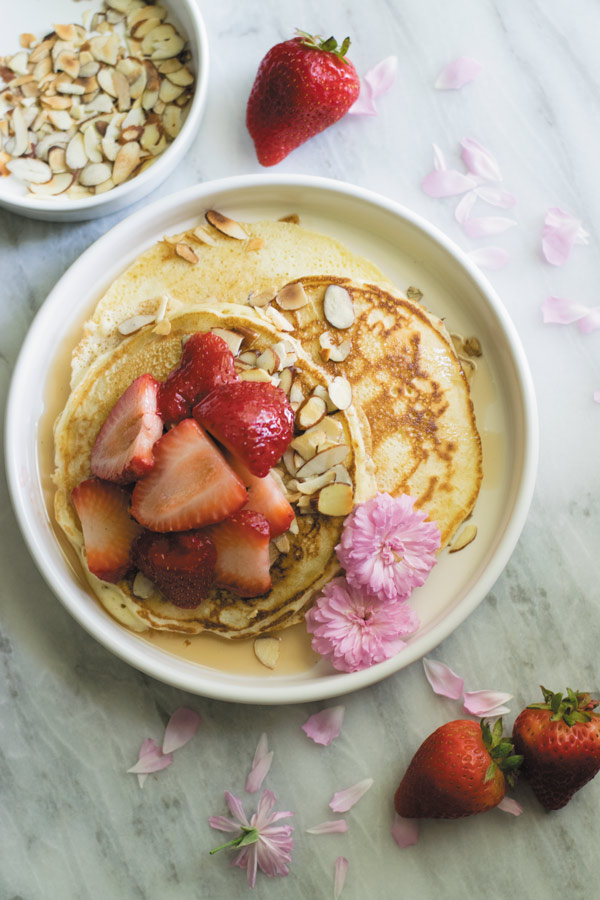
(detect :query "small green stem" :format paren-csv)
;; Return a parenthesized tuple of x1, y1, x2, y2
(210, 826, 259, 855)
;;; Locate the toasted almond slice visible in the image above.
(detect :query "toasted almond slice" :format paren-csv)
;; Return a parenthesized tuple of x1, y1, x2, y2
(118, 313, 156, 335)
(56, 73, 85, 95)
(297, 495, 312, 510)
(247, 290, 271, 308)
(48, 146, 67, 173)
(97, 66, 117, 97)
(8, 51, 29, 75)
(132, 17, 163, 40)
(93, 177, 115, 194)
(297, 470, 336, 496)
(295, 444, 350, 479)
(159, 78, 184, 103)
(290, 430, 321, 460)
(141, 24, 184, 60)
(55, 50, 80, 80)
(282, 447, 297, 477)
(254, 637, 280, 669)
(288, 517, 299, 535)
(265, 306, 294, 332)
(238, 351, 258, 366)
(330, 339, 352, 362)
(305, 414, 344, 443)
(296, 395, 327, 430)
(140, 120, 161, 149)
(205, 209, 248, 240)
(278, 368, 293, 395)
(289, 380, 305, 410)
(463, 336, 482, 357)
(20, 33, 36, 49)
(276, 282, 308, 310)
(328, 376, 352, 411)
(153, 319, 172, 335)
(11, 106, 29, 157)
(28, 172, 73, 196)
(28, 40, 54, 64)
(112, 140, 141, 184)
(48, 109, 74, 131)
(113, 70, 132, 111)
(323, 283, 355, 329)
(79, 162, 113, 186)
(174, 242, 198, 264)
(317, 482, 354, 517)
(278, 213, 300, 224)
(268, 542, 280, 568)
(273, 534, 290, 553)
(35, 131, 70, 160)
(128, 5, 168, 28)
(167, 65, 194, 87)
(449, 523, 478, 553)
(256, 347, 280, 375)
(239, 368, 272, 383)
(190, 225, 216, 246)
(119, 124, 143, 143)
(132, 571, 155, 599)
(53, 23, 78, 42)
(211, 328, 244, 356)
(331, 464, 352, 485)
(80, 60, 101, 78)
(6, 158, 52, 184)
(162, 104, 182, 139)
(65, 132, 88, 169)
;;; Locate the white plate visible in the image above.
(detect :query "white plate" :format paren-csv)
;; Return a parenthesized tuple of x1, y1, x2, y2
(5, 175, 539, 703)
(0, 0, 209, 221)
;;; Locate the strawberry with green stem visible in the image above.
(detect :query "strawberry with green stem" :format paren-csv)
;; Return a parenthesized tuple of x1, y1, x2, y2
(512, 686, 600, 811)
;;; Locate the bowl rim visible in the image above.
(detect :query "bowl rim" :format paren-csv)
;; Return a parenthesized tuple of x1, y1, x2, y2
(0, 0, 209, 214)
(5, 173, 539, 703)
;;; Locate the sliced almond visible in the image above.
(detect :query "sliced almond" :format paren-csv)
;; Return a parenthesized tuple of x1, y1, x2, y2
(190, 225, 216, 247)
(211, 328, 244, 356)
(295, 444, 350, 479)
(289, 380, 305, 410)
(167, 65, 194, 87)
(11, 107, 29, 157)
(254, 637, 280, 670)
(28, 172, 73, 195)
(265, 306, 294, 332)
(288, 517, 299, 535)
(48, 146, 67, 173)
(93, 177, 115, 194)
(449, 524, 477, 553)
(113, 70, 132, 111)
(331, 464, 352, 485)
(158, 77, 184, 103)
(84, 125, 103, 162)
(297, 469, 336, 495)
(97, 66, 118, 97)
(296, 395, 327, 430)
(311, 384, 337, 413)
(48, 109, 74, 131)
(463, 336, 482, 357)
(290, 430, 322, 460)
(118, 314, 156, 335)
(323, 283, 355, 330)
(35, 131, 70, 160)
(55, 50, 80, 80)
(20, 33, 37, 49)
(279, 213, 300, 224)
(268, 542, 280, 568)
(256, 347, 280, 375)
(328, 376, 352, 411)
(273, 534, 290, 553)
(247, 290, 271, 308)
(112, 140, 140, 184)
(174, 242, 198, 264)
(6, 158, 52, 184)
(278, 368, 293, 395)
(205, 209, 248, 240)
(153, 319, 172, 335)
(141, 24, 184, 60)
(79, 162, 113, 186)
(276, 282, 308, 310)
(317, 482, 354, 517)
(162, 104, 182, 139)
(7, 51, 29, 75)
(239, 368, 272, 383)
(65, 132, 88, 169)
(132, 17, 163, 40)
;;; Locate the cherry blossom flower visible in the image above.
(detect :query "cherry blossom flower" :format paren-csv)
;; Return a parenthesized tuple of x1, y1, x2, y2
(336, 493, 441, 603)
(301, 706, 345, 746)
(305, 577, 419, 673)
(209, 790, 293, 888)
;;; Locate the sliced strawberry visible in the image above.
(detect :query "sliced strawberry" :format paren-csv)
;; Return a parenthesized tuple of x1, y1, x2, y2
(193, 381, 294, 478)
(226, 452, 294, 537)
(90, 373, 163, 484)
(207, 510, 272, 597)
(131, 530, 216, 609)
(158, 332, 238, 425)
(131, 419, 247, 532)
(72, 478, 143, 583)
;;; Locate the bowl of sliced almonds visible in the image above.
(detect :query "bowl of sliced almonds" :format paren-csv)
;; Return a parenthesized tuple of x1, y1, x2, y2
(0, 0, 208, 221)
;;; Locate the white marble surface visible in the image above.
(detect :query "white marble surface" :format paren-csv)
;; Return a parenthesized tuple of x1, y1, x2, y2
(1, 1, 599, 898)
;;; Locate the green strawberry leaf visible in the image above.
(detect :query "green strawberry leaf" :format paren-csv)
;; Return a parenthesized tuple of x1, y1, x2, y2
(484, 761, 497, 783)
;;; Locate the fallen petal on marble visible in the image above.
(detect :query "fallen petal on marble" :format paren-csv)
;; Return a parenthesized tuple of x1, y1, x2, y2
(434, 56, 482, 89)
(348, 56, 397, 115)
(467, 246, 510, 269)
(306, 819, 348, 834)
(334, 856, 349, 899)
(329, 778, 374, 812)
(246, 733, 274, 793)
(541, 295, 590, 325)
(460, 137, 502, 182)
(162, 707, 201, 754)
(347, 83, 377, 116)
(454, 190, 478, 225)
(594, 390, 600, 404)
(432, 143, 448, 171)
(463, 215, 517, 238)
(422, 168, 477, 198)
(497, 796, 523, 816)
(475, 185, 517, 209)
(423, 658, 464, 699)
(302, 706, 345, 746)
(391, 813, 420, 847)
(577, 307, 600, 334)
(542, 207, 589, 266)
(463, 690, 513, 718)
(128, 738, 174, 780)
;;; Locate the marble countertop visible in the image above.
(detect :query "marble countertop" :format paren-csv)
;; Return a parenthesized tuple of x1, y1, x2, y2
(1, 1, 599, 898)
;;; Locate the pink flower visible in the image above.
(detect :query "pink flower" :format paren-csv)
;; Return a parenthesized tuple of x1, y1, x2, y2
(209, 790, 293, 888)
(336, 493, 441, 602)
(305, 578, 419, 672)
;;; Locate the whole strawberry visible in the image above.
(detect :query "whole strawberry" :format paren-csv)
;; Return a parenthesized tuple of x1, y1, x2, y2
(246, 30, 360, 166)
(512, 686, 600, 811)
(394, 719, 522, 819)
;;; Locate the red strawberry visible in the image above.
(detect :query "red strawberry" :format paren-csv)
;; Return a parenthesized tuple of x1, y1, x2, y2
(131, 419, 247, 532)
(158, 332, 238, 425)
(225, 452, 294, 537)
(131, 530, 216, 609)
(72, 478, 143, 583)
(91, 374, 163, 483)
(394, 719, 522, 819)
(512, 686, 600, 810)
(246, 31, 360, 166)
(193, 381, 294, 478)
(206, 510, 271, 597)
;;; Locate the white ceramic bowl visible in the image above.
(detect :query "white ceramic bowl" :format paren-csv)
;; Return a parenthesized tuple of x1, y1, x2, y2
(5, 175, 539, 703)
(0, 0, 208, 222)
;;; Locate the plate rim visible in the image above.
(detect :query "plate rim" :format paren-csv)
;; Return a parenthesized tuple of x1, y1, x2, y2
(5, 173, 539, 703)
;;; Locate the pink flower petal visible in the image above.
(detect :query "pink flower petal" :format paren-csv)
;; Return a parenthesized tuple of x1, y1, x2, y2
(594, 390, 600, 404)
(454, 190, 478, 225)
(467, 246, 510, 269)
(246, 733, 274, 793)
(422, 658, 464, 700)
(463, 690, 513, 718)
(127, 739, 174, 776)
(497, 796, 523, 816)
(306, 819, 348, 834)
(422, 168, 477, 198)
(541, 295, 590, 325)
(542, 207, 589, 266)
(334, 857, 349, 900)
(301, 706, 345, 746)
(434, 56, 482, 90)
(432, 143, 447, 171)
(463, 216, 516, 238)
(578, 308, 600, 334)
(391, 813, 420, 847)
(162, 707, 200, 754)
(329, 778, 373, 813)
(348, 56, 397, 116)
(475, 185, 517, 209)
(460, 137, 502, 181)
